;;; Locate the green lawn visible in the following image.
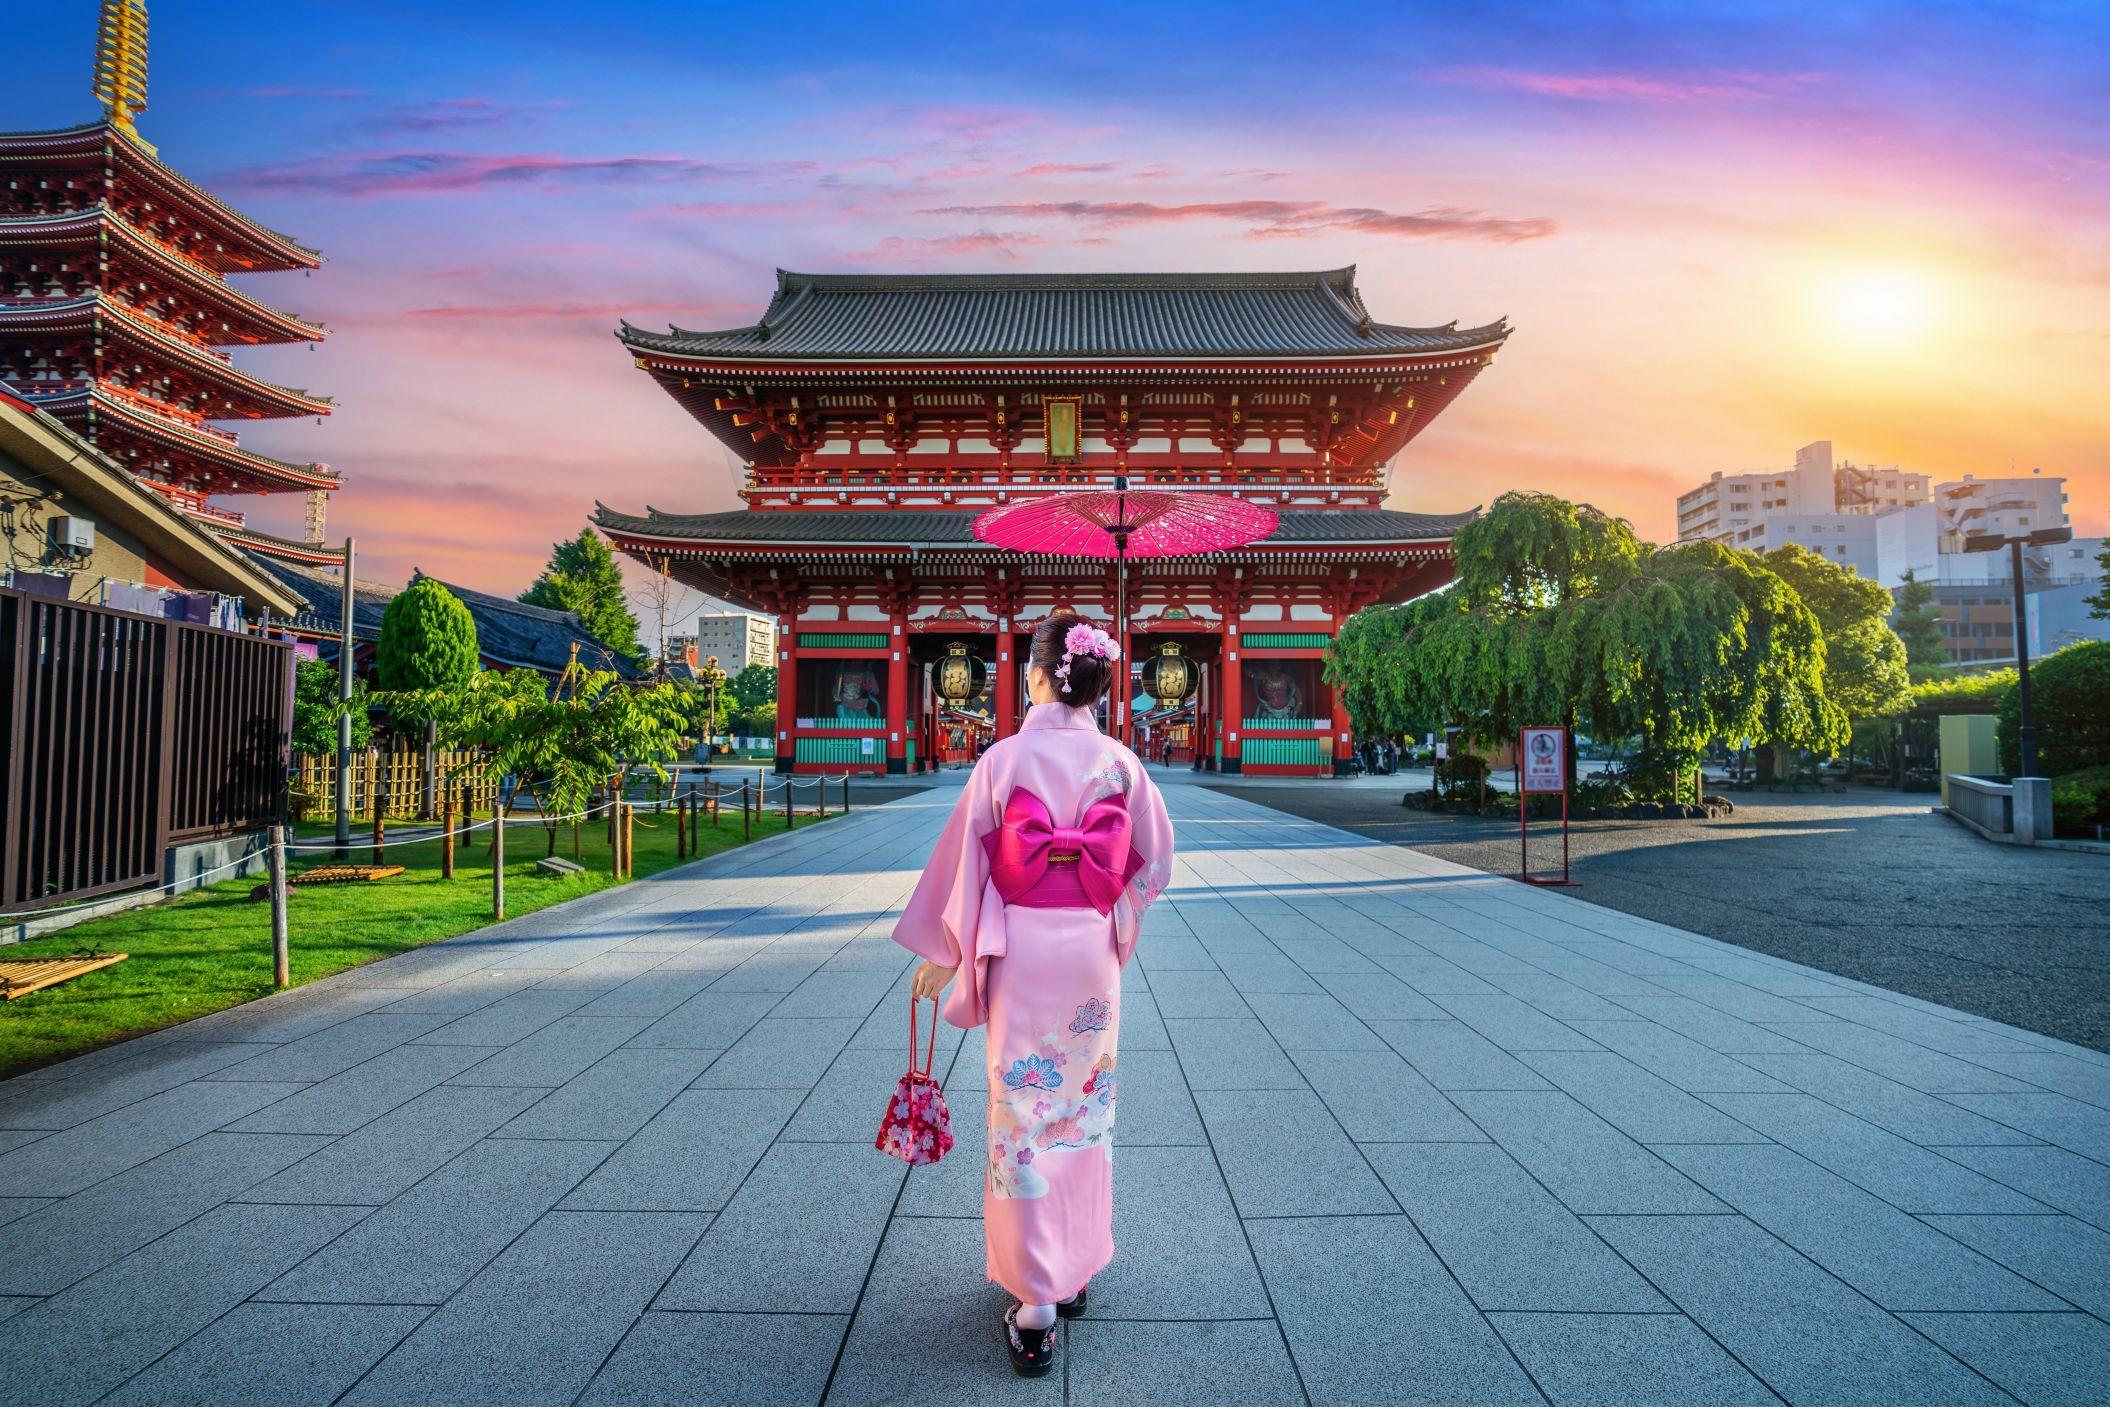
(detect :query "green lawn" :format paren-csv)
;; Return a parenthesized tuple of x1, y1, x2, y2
(0, 800, 831, 1079)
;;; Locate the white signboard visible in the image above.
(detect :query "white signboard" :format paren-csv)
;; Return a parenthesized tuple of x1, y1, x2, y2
(1519, 727, 1565, 794)
(861, 737, 875, 756)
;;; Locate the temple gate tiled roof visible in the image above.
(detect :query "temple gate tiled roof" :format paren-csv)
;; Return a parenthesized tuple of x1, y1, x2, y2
(618, 268, 1507, 362)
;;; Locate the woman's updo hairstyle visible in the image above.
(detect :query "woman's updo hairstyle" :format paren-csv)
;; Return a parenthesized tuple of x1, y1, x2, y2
(1029, 614, 1116, 705)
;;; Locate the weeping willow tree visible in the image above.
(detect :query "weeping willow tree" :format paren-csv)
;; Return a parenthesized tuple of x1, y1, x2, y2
(1326, 493, 1848, 797)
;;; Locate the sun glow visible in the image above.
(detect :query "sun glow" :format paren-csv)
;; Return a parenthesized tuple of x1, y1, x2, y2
(1822, 266, 1941, 343)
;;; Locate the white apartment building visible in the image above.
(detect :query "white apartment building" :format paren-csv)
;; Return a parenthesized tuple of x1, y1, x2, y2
(1679, 442, 1932, 548)
(666, 611, 775, 676)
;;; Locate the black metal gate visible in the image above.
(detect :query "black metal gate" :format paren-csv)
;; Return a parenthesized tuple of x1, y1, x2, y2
(0, 587, 293, 913)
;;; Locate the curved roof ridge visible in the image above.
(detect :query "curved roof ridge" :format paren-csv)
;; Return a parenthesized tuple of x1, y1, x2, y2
(773, 267, 1360, 292)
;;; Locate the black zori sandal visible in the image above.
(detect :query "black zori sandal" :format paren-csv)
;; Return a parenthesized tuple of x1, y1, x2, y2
(1057, 1286, 1088, 1318)
(1004, 1303, 1059, 1378)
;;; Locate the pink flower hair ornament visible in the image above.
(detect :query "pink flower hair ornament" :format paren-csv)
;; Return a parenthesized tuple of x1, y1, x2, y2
(1055, 624, 1121, 692)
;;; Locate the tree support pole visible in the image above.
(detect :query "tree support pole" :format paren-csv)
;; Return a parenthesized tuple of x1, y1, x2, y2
(269, 825, 290, 989)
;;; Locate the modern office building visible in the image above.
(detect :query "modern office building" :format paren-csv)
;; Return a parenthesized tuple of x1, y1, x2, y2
(666, 611, 776, 676)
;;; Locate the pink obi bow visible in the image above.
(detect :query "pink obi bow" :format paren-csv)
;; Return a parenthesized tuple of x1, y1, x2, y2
(982, 787, 1142, 915)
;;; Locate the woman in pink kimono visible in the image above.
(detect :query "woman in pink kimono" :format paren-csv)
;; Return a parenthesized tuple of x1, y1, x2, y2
(893, 614, 1175, 1377)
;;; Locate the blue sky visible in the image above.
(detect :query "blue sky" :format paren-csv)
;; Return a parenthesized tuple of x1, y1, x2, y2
(8, 1, 2106, 589)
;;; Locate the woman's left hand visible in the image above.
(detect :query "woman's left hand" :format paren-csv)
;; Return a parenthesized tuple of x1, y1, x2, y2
(911, 960, 957, 1001)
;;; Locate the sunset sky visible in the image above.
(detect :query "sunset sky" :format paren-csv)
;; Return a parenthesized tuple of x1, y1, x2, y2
(8, 1, 2107, 606)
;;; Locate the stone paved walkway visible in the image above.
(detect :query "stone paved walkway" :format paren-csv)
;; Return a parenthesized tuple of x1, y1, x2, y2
(2, 777, 2107, 1405)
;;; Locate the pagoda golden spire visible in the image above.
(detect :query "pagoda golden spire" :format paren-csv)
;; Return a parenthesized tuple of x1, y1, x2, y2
(93, 0, 150, 133)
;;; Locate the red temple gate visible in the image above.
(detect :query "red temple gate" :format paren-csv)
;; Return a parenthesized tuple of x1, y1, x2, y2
(599, 268, 1508, 777)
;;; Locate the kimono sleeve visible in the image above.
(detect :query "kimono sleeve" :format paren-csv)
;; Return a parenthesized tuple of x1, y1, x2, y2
(890, 763, 1006, 1026)
(1112, 756, 1175, 968)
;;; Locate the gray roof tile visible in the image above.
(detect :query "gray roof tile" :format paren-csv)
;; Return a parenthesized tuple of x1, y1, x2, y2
(618, 268, 1506, 362)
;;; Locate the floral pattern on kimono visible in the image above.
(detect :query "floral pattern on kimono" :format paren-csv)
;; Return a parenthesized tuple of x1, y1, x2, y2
(989, 995, 1119, 1200)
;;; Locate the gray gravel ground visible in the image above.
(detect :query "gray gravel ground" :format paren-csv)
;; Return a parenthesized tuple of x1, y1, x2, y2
(1202, 778, 2110, 1053)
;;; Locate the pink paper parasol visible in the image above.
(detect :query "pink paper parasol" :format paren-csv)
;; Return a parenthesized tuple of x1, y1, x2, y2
(971, 483, 1278, 561)
(974, 478, 1277, 742)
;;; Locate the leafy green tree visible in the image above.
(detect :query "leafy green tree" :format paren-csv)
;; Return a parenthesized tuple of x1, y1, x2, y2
(2088, 538, 2110, 620)
(1997, 641, 2110, 776)
(376, 577, 480, 816)
(374, 659, 701, 852)
(1325, 492, 1847, 800)
(729, 663, 777, 711)
(738, 700, 777, 740)
(1758, 544, 1910, 721)
(1891, 569, 1947, 676)
(377, 577, 480, 696)
(521, 530, 642, 659)
(293, 657, 371, 756)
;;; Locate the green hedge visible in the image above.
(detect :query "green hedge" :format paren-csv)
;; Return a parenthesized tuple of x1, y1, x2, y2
(1998, 642, 2110, 776)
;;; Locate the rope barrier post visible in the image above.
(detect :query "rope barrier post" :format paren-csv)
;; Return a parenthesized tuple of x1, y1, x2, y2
(712, 780, 721, 828)
(371, 780, 386, 867)
(441, 796, 455, 880)
(492, 804, 506, 920)
(269, 824, 290, 989)
(785, 776, 794, 830)
(843, 774, 851, 815)
(818, 778, 827, 820)
(743, 778, 751, 841)
(675, 792, 686, 860)
(624, 801, 635, 879)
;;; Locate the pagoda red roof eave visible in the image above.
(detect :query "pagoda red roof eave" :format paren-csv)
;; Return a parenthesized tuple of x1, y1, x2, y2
(0, 123, 322, 272)
(0, 298, 335, 417)
(0, 212, 327, 343)
(41, 390, 339, 490)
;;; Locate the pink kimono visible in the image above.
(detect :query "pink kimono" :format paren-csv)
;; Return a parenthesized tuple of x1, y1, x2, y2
(892, 700, 1175, 1304)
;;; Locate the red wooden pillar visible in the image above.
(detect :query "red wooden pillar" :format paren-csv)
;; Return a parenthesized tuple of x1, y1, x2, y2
(994, 625, 1018, 739)
(886, 609, 909, 775)
(1219, 617, 1242, 774)
(1330, 684, 1353, 778)
(774, 615, 797, 775)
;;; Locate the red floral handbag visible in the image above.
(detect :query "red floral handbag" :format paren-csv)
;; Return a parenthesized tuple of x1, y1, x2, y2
(875, 996, 954, 1167)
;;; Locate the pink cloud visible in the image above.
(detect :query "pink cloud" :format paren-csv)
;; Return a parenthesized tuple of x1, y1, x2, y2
(1011, 162, 1119, 179)
(401, 300, 733, 323)
(920, 199, 1555, 244)
(220, 152, 810, 197)
(837, 230, 1049, 263)
(1430, 66, 1825, 103)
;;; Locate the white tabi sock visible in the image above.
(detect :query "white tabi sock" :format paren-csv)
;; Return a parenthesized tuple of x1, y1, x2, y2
(1016, 1302, 1057, 1330)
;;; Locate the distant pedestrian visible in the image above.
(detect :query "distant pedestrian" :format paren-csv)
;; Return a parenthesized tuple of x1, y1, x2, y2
(892, 615, 1177, 1377)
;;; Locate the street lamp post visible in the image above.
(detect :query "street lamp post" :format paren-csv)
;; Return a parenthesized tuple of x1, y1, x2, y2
(1960, 525, 2072, 778)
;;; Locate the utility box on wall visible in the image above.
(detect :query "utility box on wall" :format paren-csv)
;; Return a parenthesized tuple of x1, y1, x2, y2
(49, 515, 96, 553)
(1937, 714, 2000, 809)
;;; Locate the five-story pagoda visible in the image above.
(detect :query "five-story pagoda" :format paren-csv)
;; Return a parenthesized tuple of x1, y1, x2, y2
(0, 0, 336, 551)
(599, 267, 1508, 777)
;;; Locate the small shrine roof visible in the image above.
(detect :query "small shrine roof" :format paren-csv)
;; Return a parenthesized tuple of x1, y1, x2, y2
(619, 268, 1507, 363)
(591, 504, 1477, 549)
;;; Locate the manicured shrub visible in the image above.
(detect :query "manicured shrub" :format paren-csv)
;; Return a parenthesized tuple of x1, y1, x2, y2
(1998, 641, 2110, 776)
